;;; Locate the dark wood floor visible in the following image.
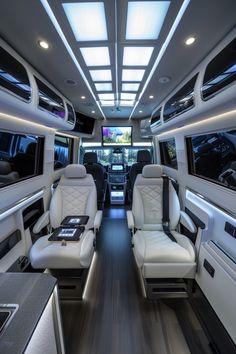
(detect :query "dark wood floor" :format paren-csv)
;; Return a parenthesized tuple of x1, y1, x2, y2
(61, 208, 211, 354)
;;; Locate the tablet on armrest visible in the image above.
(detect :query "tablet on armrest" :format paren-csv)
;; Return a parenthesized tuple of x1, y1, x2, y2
(48, 226, 85, 242)
(61, 215, 89, 227)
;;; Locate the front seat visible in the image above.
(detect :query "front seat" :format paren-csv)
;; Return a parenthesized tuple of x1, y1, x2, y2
(127, 165, 196, 297)
(29, 164, 102, 269)
(0, 160, 19, 184)
(83, 152, 107, 209)
(128, 150, 151, 201)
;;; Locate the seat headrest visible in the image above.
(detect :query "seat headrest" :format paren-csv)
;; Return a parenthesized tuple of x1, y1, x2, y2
(197, 143, 213, 155)
(26, 142, 37, 155)
(137, 150, 151, 163)
(142, 164, 163, 178)
(64, 164, 86, 178)
(0, 161, 11, 175)
(83, 152, 98, 164)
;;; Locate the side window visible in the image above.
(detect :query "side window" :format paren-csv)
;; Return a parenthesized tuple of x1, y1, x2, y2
(186, 130, 236, 190)
(159, 139, 178, 169)
(54, 135, 73, 170)
(0, 131, 44, 188)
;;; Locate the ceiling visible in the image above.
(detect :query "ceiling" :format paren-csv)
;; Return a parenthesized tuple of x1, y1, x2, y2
(0, 0, 236, 120)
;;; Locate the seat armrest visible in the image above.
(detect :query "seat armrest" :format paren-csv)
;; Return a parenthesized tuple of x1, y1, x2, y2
(127, 211, 134, 232)
(94, 210, 103, 231)
(180, 211, 197, 233)
(33, 211, 50, 234)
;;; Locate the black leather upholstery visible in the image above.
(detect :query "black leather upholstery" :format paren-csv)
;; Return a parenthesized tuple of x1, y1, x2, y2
(13, 142, 36, 178)
(83, 152, 106, 209)
(128, 150, 151, 201)
(195, 143, 221, 179)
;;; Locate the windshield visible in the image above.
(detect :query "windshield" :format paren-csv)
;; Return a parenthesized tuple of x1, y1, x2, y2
(81, 147, 152, 166)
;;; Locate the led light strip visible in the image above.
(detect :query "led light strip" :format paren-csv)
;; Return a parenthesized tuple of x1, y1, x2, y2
(40, 0, 106, 119)
(0, 190, 44, 221)
(129, 0, 191, 119)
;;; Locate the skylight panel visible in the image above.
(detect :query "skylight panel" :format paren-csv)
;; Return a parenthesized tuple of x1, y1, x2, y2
(63, 2, 108, 41)
(80, 47, 110, 66)
(120, 93, 136, 100)
(123, 47, 154, 66)
(119, 100, 135, 106)
(122, 69, 145, 82)
(98, 93, 115, 100)
(95, 83, 112, 91)
(122, 83, 140, 91)
(126, 1, 170, 40)
(90, 70, 112, 81)
(100, 100, 115, 106)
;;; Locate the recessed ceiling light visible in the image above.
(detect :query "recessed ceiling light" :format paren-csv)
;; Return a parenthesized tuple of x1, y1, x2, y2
(139, 110, 143, 113)
(92, 110, 95, 113)
(98, 93, 115, 100)
(122, 69, 145, 82)
(63, 2, 108, 41)
(100, 100, 115, 106)
(95, 83, 112, 91)
(185, 36, 196, 46)
(158, 76, 171, 84)
(126, 1, 170, 40)
(122, 83, 140, 91)
(120, 100, 135, 106)
(120, 93, 136, 100)
(149, 95, 154, 99)
(90, 70, 112, 81)
(80, 47, 110, 66)
(123, 47, 154, 66)
(38, 40, 49, 49)
(81, 96, 86, 100)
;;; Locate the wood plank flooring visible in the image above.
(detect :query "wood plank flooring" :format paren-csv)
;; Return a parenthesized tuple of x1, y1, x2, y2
(61, 208, 211, 354)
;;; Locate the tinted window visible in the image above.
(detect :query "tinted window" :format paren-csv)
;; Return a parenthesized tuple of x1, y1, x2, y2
(0, 131, 44, 187)
(163, 74, 198, 122)
(186, 130, 236, 190)
(150, 107, 161, 130)
(160, 139, 178, 169)
(54, 135, 73, 170)
(35, 77, 65, 119)
(73, 112, 95, 134)
(0, 46, 31, 101)
(66, 103, 75, 125)
(202, 38, 236, 100)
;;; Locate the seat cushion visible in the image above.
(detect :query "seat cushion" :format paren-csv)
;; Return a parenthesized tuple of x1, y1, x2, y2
(30, 230, 94, 269)
(133, 230, 196, 278)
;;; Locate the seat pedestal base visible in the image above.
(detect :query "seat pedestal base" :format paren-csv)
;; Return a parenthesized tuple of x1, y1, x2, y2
(49, 269, 88, 301)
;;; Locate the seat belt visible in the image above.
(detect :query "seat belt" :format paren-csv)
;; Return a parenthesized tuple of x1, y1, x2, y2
(162, 176, 177, 243)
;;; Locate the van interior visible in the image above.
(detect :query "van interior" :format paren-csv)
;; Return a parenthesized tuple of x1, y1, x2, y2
(0, 1, 236, 353)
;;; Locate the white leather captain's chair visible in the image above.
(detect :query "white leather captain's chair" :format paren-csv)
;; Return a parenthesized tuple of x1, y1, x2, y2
(30, 164, 102, 269)
(127, 165, 196, 286)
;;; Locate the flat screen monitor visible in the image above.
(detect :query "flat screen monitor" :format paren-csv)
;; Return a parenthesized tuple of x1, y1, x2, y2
(111, 164, 125, 172)
(102, 126, 132, 146)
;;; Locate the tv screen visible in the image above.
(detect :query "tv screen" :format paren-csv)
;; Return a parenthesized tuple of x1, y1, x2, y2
(102, 126, 132, 146)
(73, 112, 95, 134)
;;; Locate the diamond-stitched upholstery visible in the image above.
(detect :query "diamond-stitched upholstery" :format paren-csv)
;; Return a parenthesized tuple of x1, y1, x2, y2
(61, 186, 90, 218)
(139, 185, 162, 224)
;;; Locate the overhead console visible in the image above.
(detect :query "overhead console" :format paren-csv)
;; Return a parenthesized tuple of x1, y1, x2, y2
(141, 29, 236, 136)
(0, 39, 75, 130)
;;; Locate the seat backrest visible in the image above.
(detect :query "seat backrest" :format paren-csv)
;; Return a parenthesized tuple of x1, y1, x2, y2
(83, 152, 105, 203)
(195, 143, 221, 179)
(13, 142, 36, 177)
(132, 165, 180, 231)
(0, 160, 19, 184)
(49, 164, 97, 229)
(128, 150, 151, 201)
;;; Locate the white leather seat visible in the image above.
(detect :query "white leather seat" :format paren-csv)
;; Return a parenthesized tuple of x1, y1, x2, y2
(30, 164, 102, 269)
(127, 165, 196, 279)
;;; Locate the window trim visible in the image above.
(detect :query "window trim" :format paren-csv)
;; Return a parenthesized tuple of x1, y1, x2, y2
(159, 138, 178, 170)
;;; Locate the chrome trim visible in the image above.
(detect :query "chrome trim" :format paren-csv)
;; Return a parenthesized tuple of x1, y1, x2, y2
(0, 189, 44, 221)
(186, 187, 236, 219)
